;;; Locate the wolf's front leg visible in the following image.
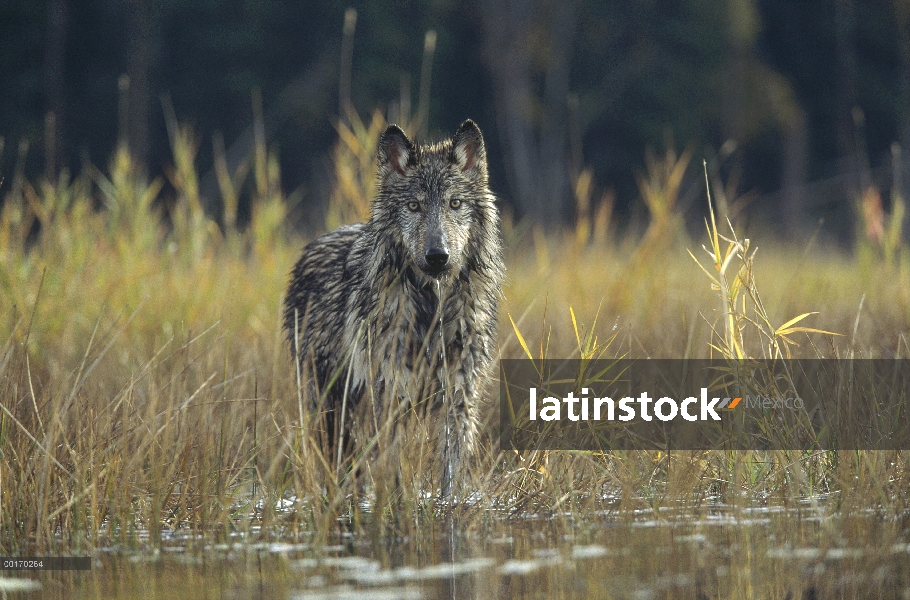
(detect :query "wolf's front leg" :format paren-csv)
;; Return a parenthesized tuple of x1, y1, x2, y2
(439, 387, 476, 500)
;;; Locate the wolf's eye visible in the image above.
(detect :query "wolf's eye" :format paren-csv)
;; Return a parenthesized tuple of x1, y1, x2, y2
(407, 201, 420, 212)
(449, 199, 462, 209)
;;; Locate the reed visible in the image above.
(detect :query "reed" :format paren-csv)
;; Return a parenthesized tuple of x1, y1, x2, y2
(1, 106, 909, 555)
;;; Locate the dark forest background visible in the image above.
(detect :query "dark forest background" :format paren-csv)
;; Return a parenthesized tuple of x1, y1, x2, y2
(2, 0, 909, 239)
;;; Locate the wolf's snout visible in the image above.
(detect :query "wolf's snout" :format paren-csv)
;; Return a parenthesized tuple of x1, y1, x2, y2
(425, 247, 450, 269)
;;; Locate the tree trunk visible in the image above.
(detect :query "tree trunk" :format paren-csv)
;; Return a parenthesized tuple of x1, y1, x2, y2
(540, 0, 576, 224)
(782, 105, 809, 237)
(834, 0, 860, 190)
(44, 0, 68, 180)
(893, 0, 910, 174)
(480, 0, 576, 225)
(126, 0, 161, 171)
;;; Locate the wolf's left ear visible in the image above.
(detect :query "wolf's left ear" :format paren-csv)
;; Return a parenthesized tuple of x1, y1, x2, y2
(450, 120, 487, 181)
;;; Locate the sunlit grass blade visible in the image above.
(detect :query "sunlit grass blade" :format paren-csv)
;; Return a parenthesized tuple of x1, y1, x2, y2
(509, 311, 534, 361)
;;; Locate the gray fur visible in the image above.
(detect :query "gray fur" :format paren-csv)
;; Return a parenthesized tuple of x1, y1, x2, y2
(284, 120, 505, 497)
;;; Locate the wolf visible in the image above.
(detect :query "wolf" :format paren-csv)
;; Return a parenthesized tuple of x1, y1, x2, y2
(284, 120, 504, 497)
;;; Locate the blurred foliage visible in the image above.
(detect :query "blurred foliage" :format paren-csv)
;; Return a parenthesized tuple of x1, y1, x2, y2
(1, 0, 909, 235)
(327, 109, 391, 231)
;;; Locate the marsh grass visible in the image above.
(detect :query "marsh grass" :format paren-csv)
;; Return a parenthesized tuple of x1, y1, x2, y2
(1, 110, 910, 559)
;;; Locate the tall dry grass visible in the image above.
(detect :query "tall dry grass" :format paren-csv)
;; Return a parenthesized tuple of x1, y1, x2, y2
(1, 105, 910, 556)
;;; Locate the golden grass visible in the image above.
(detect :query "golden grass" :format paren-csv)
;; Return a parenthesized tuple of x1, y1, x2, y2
(1, 114, 909, 556)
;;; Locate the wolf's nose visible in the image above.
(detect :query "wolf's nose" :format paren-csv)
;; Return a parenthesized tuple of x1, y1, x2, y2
(425, 248, 449, 269)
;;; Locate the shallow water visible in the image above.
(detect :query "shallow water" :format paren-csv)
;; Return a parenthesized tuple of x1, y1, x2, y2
(8, 500, 910, 599)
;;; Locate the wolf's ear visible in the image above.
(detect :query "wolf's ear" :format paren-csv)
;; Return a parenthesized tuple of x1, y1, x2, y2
(450, 120, 487, 180)
(377, 125, 415, 177)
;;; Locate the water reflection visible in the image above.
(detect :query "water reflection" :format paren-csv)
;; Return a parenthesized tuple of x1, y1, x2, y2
(13, 500, 910, 599)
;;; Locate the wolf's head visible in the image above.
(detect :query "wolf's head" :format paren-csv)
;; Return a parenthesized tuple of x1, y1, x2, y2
(374, 120, 496, 283)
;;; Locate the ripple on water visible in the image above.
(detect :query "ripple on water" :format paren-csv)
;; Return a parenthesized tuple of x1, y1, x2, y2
(0, 577, 42, 592)
(291, 555, 498, 586)
(289, 586, 423, 600)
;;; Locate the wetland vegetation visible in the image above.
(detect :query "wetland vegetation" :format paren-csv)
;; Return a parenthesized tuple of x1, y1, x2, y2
(1, 112, 910, 599)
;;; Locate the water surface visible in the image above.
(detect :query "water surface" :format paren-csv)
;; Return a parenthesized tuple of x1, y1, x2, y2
(9, 499, 910, 599)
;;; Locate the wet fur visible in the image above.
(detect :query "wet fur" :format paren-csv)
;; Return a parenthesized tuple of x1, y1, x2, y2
(284, 120, 504, 496)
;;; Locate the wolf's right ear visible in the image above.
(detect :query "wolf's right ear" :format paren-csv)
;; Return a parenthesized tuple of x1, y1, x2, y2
(377, 125, 415, 178)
